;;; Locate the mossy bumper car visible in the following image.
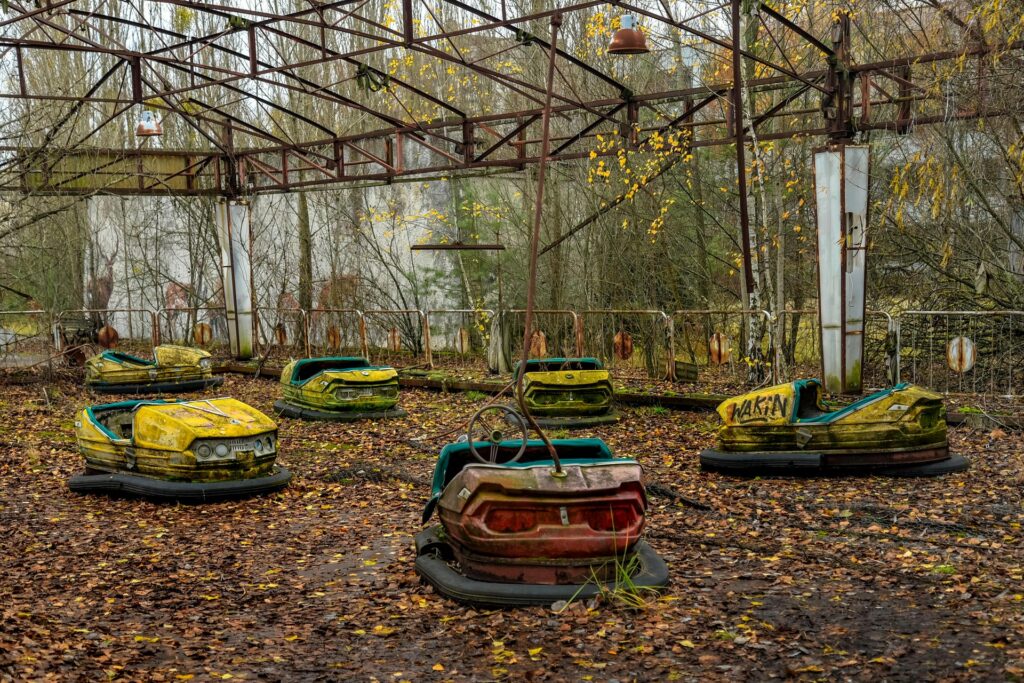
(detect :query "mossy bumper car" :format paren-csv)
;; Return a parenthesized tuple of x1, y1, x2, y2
(85, 345, 222, 394)
(69, 397, 291, 501)
(273, 357, 407, 421)
(516, 358, 619, 428)
(415, 407, 667, 606)
(700, 379, 968, 476)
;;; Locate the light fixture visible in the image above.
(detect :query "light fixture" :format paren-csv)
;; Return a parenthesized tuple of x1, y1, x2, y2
(608, 15, 649, 55)
(135, 110, 163, 137)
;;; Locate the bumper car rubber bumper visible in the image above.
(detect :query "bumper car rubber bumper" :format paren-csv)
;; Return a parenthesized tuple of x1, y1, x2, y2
(413, 527, 668, 607)
(515, 410, 621, 429)
(88, 376, 223, 395)
(68, 466, 292, 502)
(699, 448, 969, 477)
(273, 400, 407, 422)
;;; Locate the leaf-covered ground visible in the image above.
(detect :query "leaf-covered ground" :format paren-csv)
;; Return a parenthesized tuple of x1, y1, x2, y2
(1, 374, 1022, 681)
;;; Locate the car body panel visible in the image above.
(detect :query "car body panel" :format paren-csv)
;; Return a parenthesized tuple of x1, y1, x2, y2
(279, 356, 400, 412)
(75, 398, 279, 483)
(85, 345, 214, 387)
(516, 357, 614, 417)
(714, 379, 948, 454)
(423, 439, 650, 584)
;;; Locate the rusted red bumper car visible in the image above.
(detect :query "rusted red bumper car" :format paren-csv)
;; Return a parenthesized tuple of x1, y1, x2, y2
(415, 406, 668, 606)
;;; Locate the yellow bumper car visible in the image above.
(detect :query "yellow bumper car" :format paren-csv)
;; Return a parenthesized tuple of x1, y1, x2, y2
(700, 380, 968, 476)
(84, 345, 222, 394)
(516, 358, 619, 428)
(273, 357, 407, 421)
(69, 397, 291, 501)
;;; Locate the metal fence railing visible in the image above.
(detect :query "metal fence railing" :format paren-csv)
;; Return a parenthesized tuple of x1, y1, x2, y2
(363, 309, 431, 368)
(254, 307, 309, 359)
(0, 310, 54, 370)
(306, 308, 368, 358)
(159, 306, 230, 354)
(896, 310, 1024, 396)
(426, 309, 493, 374)
(580, 310, 673, 380)
(671, 309, 774, 386)
(773, 309, 896, 390)
(56, 308, 158, 357)
(19, 305, 1024, 398)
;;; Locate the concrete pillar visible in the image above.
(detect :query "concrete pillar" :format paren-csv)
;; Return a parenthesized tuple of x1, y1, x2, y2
(814, 144, 869, 394)
(215, 198, 254, 359)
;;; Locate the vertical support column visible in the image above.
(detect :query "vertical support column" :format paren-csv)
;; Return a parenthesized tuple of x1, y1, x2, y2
(814, 143, 869, 394)
(215, 198, 254, 359)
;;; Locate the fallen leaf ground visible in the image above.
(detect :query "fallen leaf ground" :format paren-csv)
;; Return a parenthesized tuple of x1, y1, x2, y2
(1, 373, 1022, 682)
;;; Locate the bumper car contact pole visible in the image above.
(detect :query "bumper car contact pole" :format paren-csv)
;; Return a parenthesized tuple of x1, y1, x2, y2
(516, 12, 564, 476)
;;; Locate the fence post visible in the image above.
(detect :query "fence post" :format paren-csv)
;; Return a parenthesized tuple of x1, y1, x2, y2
(662, 311, 675, 381)
(419, 310, 433, 368)
(570, 311, 584, 357)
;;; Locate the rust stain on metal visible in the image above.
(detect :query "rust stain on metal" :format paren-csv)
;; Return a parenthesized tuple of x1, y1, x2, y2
(97, 324, 119, 349)
(274, 322, 288, 346)
(709, 332, 731, 365)
(528, 329, 548, 357)
(454, 327, 470, 354)
(613, 329, 634, 360)
(946, 336, 975, 373)
(326, 325, 342, 353)
(193, 322, 213, 346)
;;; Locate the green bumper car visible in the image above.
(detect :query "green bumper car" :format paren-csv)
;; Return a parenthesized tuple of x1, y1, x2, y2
(515, 357, 620, 428)
(273, 357, 407, 421)
(700, 379, 969, 476)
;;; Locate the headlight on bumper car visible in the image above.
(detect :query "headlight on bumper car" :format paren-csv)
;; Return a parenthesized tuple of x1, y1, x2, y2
(191, 435, 275, 462)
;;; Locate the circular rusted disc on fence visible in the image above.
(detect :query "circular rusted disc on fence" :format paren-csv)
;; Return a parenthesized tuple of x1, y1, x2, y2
(613, 330, 634, 361)
(274, 323, 288, 346)
(388, 327, 402, 352)
(946, 336, 976, 373)
(97, 325, 119, 349)
(326, 325, 342, 353)
(528, 329, 548, 358)
(455, 327, 470, 354)
(193, 322, 213, 346)
(709, 332, 731, 365)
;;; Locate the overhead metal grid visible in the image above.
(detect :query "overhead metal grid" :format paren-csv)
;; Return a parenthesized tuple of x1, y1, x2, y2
(0, 0, 1016, 197)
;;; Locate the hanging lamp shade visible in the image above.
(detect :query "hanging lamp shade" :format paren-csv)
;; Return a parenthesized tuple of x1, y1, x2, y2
(608, 16, 649, 55)
(135, 110, 163, 137)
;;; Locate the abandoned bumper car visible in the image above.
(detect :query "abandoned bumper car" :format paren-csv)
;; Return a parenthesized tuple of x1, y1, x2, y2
(700, 379, 969, 476)
(84, 345, 223, 394)
(69, 398, 291, 501)
(415, 406, 667, 606)
(273, 357, 407, 421)
(515, 357, 620, 428)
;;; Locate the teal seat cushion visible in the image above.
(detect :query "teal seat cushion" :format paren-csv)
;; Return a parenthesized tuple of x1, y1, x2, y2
(796, 381, 909, 424)
(289, 357, 376, 384)
(101, 350, 155, 366)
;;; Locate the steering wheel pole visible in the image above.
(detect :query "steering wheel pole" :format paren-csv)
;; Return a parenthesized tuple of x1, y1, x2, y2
(516, 12, 564, 478)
